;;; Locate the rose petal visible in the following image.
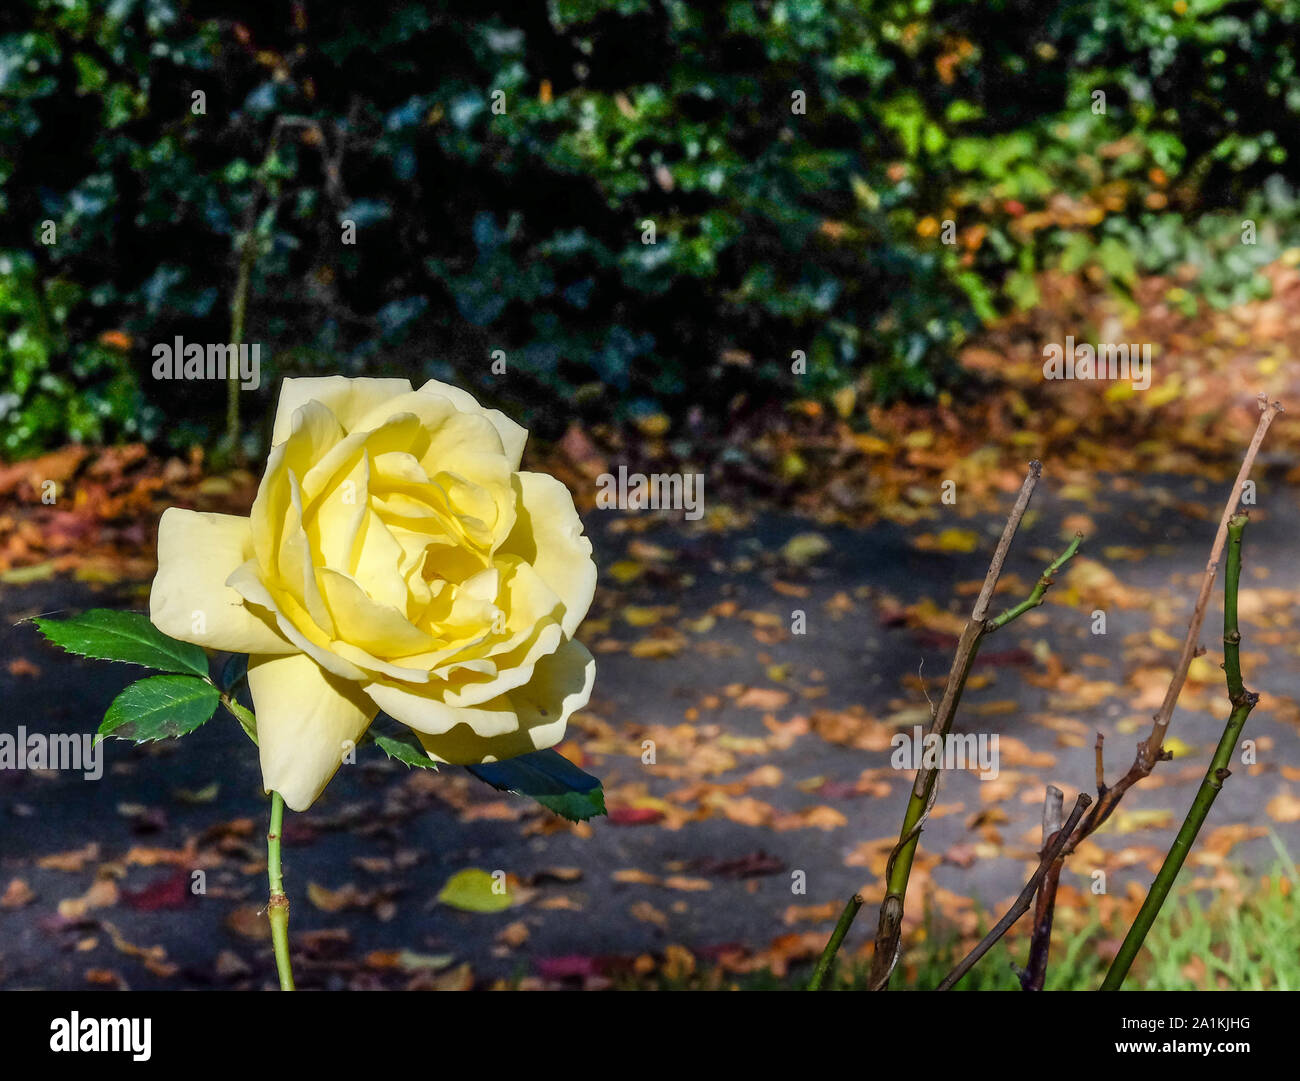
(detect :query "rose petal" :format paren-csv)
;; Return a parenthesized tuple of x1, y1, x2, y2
(248, 653, 377, 811)
(366, 638, 594, 759)
(227, 559, 367, 681)
(252, 399, 345, 573)
(270, 376, 413, 445)
(501, 472, 597, 637)
(417, 378, 528, 469)
(150, 509, 293, 654)
(318, 567, 436, 656)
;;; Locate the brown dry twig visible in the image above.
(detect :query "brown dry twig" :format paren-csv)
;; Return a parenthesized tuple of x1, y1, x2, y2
(1021, 785, 1064, 990)
(937, 793, 1092, 991)
(1006, 395, 1281, 993)
(1060, 394, 1282, 857)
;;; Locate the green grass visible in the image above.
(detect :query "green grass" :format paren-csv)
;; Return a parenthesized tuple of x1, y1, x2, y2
(613, 851, 1300, 990)
(821, 859, 1300, 991)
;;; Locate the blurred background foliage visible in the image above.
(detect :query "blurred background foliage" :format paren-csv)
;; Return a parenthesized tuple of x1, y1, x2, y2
(5, 0, 1300, 457)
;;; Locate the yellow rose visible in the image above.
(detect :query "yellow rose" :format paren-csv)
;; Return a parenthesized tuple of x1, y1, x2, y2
(150, 377, 596, 810)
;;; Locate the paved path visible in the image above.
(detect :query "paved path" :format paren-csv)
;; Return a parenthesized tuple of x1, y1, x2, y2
(2, 469, 1299, 989)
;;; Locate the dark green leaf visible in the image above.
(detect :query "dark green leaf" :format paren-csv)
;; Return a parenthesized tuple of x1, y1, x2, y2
(221, 652, 249, 693)
(531, 786, 606, 822)
(466, 748, 605, 821)
(34, 609, 209, 677)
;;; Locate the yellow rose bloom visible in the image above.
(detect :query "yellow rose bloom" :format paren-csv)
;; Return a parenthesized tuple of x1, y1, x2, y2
(149, 376, 596, 810)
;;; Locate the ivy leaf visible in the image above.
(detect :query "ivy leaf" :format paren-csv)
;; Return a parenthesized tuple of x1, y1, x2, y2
(99, 675, 220, 743)
(34, 610, 209, 678)
(374, 730, 439, 770)
(466, 748, 605, 821)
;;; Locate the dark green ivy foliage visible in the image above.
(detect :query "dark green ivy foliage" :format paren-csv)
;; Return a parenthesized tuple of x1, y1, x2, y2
(5, 0, 1300, 456)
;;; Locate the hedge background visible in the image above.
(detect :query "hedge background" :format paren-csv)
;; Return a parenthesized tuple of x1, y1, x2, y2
(3, 0, 1299, 457)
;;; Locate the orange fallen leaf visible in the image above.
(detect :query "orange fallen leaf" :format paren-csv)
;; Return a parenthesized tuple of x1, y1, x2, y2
(1266, 789, 1300, 823)
(1, 878, 35, 908)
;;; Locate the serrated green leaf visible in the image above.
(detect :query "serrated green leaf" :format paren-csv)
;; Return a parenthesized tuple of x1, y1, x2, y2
(99, 675, 220, 743)
(35, 609, 209, 677)
(374, 731, 439, 769)
(222, 696, 259, 744)
(436, 868, 514, 913)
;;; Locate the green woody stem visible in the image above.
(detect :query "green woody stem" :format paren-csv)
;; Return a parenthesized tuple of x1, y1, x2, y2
(267, 790, 295, 991)
(1100, 515, 1257, 990)
(987, 534, 1083, 631)
(807, 894, 862, 990)
(861, 531, 1081, 989)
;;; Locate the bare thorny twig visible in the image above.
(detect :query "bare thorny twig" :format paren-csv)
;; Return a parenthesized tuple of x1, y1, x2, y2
(809, 392, 1284, 991)
(808, 459, 1082, 989)
(936, 791, 1092, 991)
(937, 393, 1283, 991)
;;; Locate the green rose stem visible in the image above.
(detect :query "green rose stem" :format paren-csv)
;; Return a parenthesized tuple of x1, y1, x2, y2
(807, 894, 862, 991)
(231, 681, 294, 992)
(1100, 514, 1258, 990)
(266, 790, 296, 991)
